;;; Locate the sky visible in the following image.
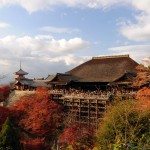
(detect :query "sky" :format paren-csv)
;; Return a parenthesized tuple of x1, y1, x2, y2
(0, 0, 150, 83)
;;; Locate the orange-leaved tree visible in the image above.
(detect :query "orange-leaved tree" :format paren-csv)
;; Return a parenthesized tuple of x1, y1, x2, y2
(10, 87, 64, 148)
(21, 138, 46, 150)
(59, 123, 95, 150)
(136, 87, 150, 111)
(0, 85, 10, 102)
(133, 65, 150, 88)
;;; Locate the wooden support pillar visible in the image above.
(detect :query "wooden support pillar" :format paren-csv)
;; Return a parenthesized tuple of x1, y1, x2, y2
(96, 99, 98, 128)
(79, 99, 81, 123)
(88, 99, 90, 127)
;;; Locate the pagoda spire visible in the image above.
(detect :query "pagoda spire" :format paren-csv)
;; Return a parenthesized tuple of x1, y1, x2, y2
(15, 61, 28, 76)
(20, 60, 21, 69)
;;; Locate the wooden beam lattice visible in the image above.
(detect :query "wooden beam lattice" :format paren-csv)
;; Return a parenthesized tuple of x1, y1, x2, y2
(51, 93, 108, 128)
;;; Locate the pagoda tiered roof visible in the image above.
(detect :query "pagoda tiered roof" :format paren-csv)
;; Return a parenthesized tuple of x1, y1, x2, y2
(15, 69, 28, 75)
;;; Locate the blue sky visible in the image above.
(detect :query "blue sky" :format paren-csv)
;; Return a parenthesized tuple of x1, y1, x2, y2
(0, 0, 149, 82)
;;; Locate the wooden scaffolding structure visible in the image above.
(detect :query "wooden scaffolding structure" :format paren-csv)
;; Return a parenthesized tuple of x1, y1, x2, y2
(52, 93, 109, 128)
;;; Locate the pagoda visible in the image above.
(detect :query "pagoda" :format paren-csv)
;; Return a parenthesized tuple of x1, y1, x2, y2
(15, 64, 28, 80)
(14, 62, 49, 90)
(14, 62, 33, 90)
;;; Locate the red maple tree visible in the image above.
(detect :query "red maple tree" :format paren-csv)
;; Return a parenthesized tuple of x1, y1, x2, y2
(10, 87, 64, 147)
(59, 123, 95, 150)
(133, 65, 150, 88)
(21, 138, 46, 150)
(136, 87, 150, 111)
(0, 85, 10, 102)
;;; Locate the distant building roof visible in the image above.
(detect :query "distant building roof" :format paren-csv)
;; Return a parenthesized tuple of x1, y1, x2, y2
(15, 69, 28, 75)
(15, 79, 33, 86)
(32, 80, 49, 87)
(47, 73, 78, 85)
(45, 75, 56, 81)
(15, 78, 49, 88)
(67, 55, 138, 83)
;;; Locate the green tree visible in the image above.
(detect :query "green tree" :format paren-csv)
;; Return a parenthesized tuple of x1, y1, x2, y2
(97, 101, 150, 150)
(0, 117, 21, 150)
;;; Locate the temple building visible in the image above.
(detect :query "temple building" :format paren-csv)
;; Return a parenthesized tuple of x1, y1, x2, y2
(14, 64, 49, 90)
(47, 55, 138, 90)
(14, 55, 139, 91)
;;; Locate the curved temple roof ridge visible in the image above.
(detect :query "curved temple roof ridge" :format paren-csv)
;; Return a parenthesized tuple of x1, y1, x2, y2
(92, 54, 130, 59)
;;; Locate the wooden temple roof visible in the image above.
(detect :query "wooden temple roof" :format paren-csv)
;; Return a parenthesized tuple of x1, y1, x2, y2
(14, 78, 49, 87)
(67, 55, 138, 83)
(47, 73, 78, 85)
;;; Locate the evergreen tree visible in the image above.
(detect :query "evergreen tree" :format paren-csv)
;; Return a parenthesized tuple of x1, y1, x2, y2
(0, 117, 21, 150)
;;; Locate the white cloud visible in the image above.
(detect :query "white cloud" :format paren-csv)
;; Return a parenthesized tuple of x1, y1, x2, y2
(0, 53, 90, 83)
(0, 59, 10, 66)
(119, 0, 150, 41)
(131, 0, 150, 13)
(0, 35, 89, 58)
(47, 54, 90, 66)
(120, 13, 150, 41)
(1, 0, 150, 42)
(0, 0, 149, 13)
(0, 21, 10, 28)
(0, 0, 150, 80)
(108, 45, 150, 63)
(0, 34, 90, 81)
(142, 57, 150, 67)
(0, 0, 129, 13)
(39, 26, 80, 34)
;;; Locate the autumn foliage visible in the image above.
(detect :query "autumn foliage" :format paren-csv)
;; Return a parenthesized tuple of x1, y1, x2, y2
(10, 87, 64, 148)
(59, 123, 95, 150)
(133, 65, 150, 88)
(21, 138, 46, 150)
(136, 87, 150, 111)
(97, 100, 150, 149)
(0, 85, 10, 102)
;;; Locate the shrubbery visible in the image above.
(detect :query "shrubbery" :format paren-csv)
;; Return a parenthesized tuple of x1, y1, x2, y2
(0, 117, 21, 150)
(0, 106, 10, 131)
(97, 100, 150, 150)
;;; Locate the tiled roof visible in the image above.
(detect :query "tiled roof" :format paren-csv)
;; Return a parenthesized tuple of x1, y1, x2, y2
(15, 69, 28, 75)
